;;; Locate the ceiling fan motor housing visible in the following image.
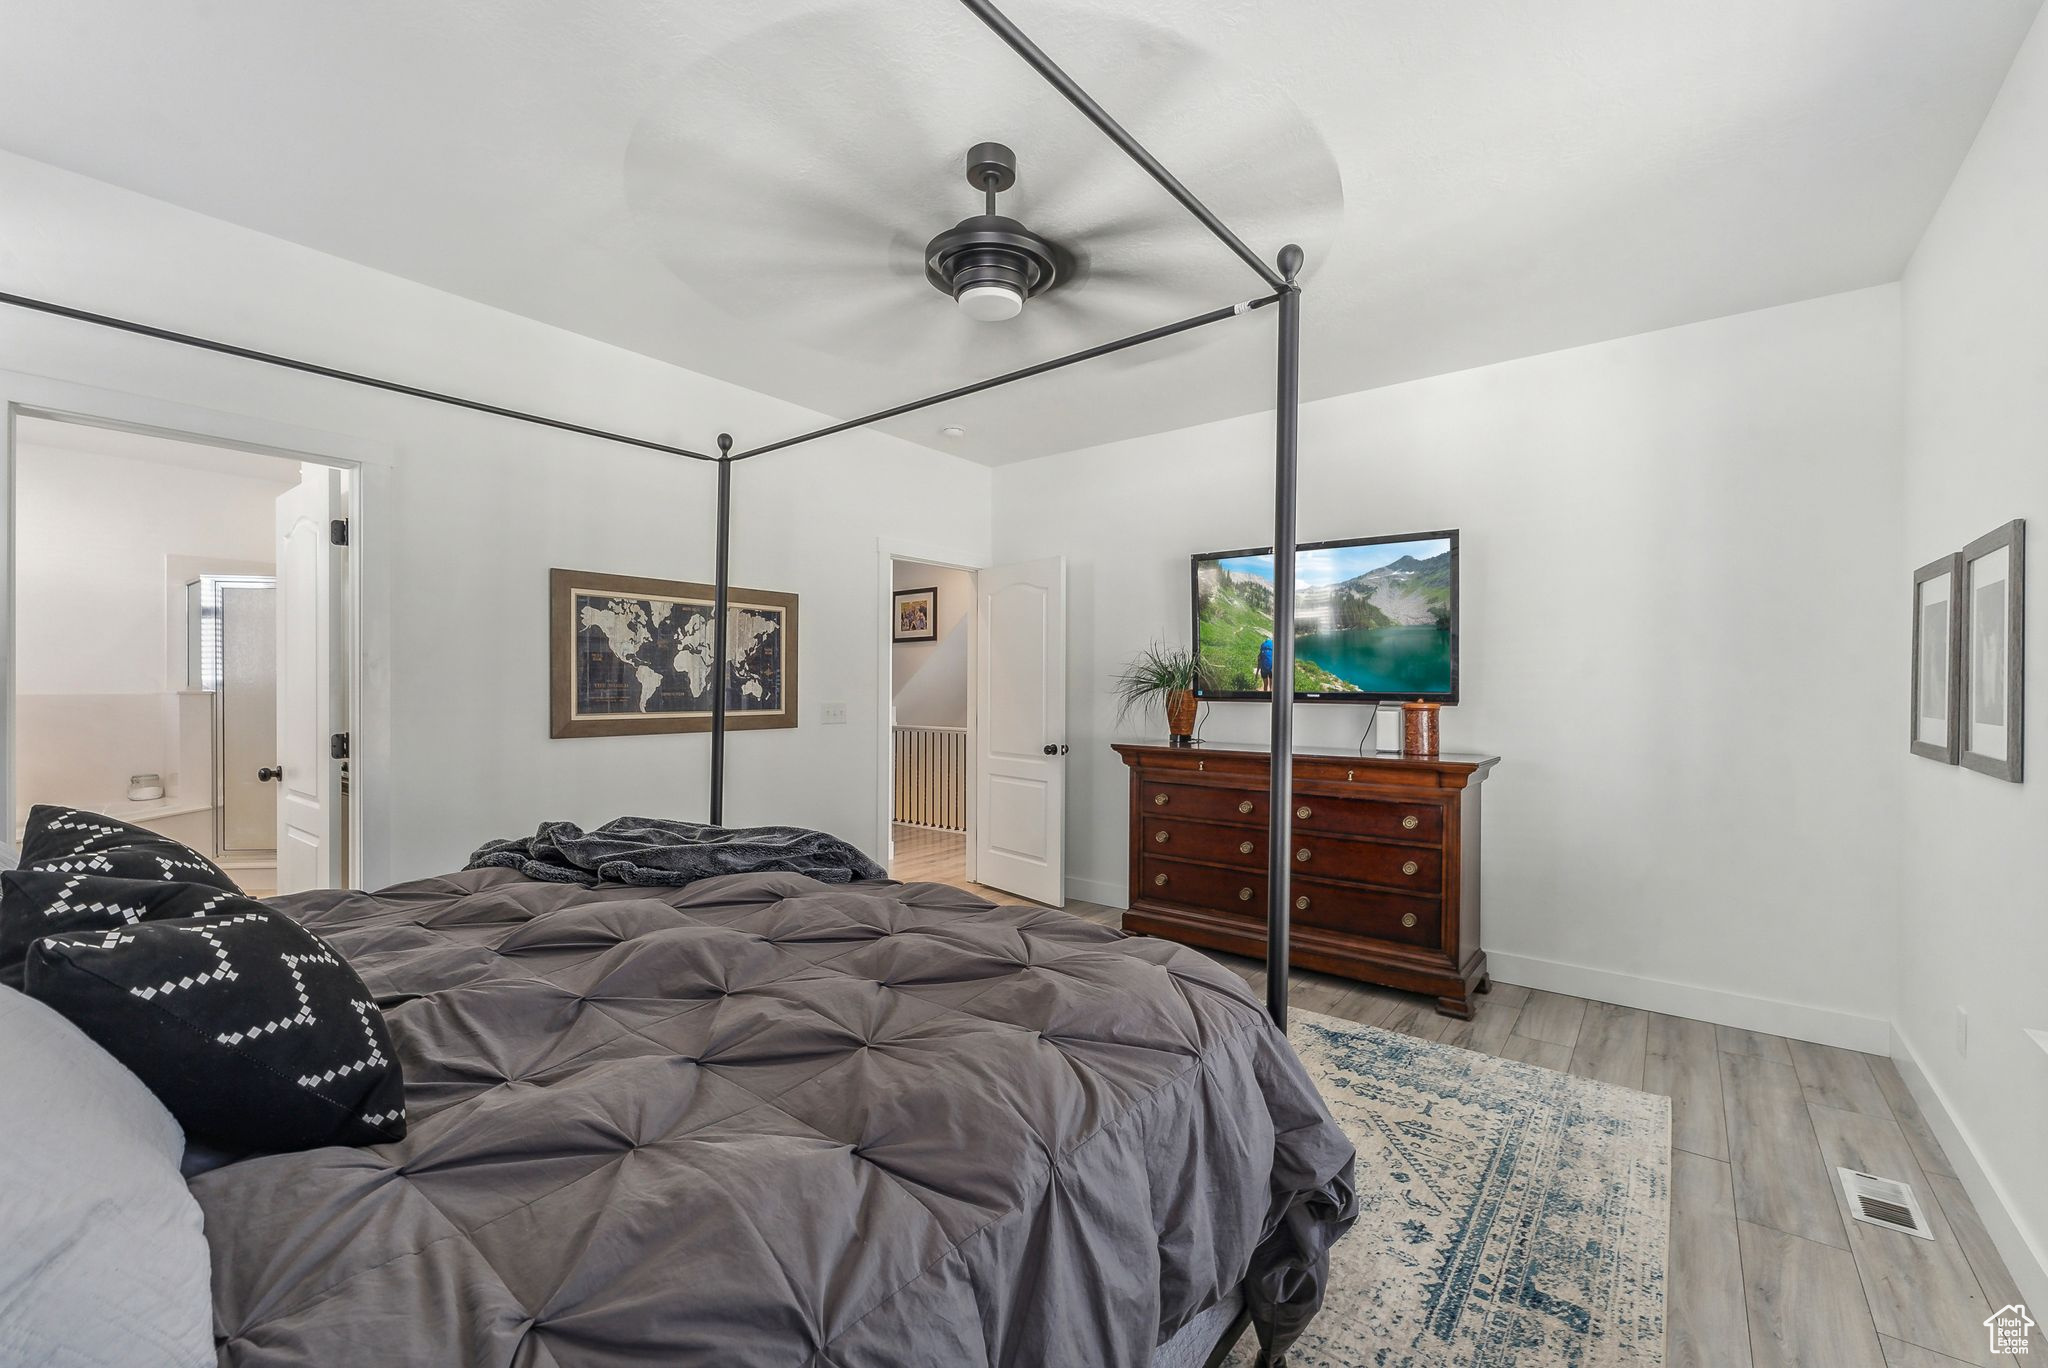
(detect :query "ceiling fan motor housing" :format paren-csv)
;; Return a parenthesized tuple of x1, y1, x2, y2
(925, 143, 1062, 321)
(927, 215, 1059, 313)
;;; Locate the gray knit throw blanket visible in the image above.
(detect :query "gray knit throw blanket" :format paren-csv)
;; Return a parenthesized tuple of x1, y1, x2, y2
(467, 816, 887, 888)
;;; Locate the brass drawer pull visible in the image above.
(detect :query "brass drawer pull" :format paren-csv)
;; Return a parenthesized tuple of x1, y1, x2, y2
(1296, 804, 1312, 820)
(1402, 814, 1420, 830)
(1401, 912, 1418, 928)
(1238, 840, 1254, 855)
(1154, 830, 1170, 844)
(1154, 873, 1168, 887)
(1295, 847, 1311, 863)
(1237, 799, 1254, 814)
(1153, 793, 1169, 806)
(1238, 887, 1253, 902)
(1295, 895, 1309, 911)
(1401, 860, 1419, 876)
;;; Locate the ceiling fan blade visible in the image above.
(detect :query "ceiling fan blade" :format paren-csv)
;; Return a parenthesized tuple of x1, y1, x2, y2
(767, 230, 930, 283)
(1025, 60, 1342, 271)
(626, 131, 905, 241)
(1002, 40, 1213, 211)
(776, 282, 951, 353)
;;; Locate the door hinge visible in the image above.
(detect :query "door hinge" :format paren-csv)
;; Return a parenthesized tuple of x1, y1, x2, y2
(330, 518, 350, 546)
(330, 732, 350, 760)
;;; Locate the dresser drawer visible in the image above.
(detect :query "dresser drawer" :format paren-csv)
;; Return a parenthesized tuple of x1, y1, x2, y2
(1286, 794, 1443, 844)
(1286, 834, 1442, 894)
(1290, 879, 1441, 948)
(1140, 857, 1264, 917)
(1140, 816, 1265, 868)
(1139, 779, 1266, 827)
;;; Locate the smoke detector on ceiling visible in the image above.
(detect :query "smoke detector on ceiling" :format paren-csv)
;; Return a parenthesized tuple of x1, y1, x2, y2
(925, 143, 1065, 323)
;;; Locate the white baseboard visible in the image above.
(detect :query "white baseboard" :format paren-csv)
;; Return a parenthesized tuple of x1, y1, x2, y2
(1484, 950, 1892, 1053)
(1065, 873, 1129, 910)
(1890, 1026, 2048, 1315)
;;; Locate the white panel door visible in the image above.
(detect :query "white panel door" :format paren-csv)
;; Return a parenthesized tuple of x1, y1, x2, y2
(973, 558, 1066, 906)
(273, 468, 344, 893)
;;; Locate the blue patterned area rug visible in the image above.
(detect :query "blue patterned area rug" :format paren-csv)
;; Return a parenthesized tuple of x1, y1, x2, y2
(1233, 1011, 1669, 1367)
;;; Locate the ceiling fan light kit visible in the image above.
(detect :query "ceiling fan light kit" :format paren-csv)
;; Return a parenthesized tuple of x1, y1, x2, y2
(0, 0, 1311, 1030)
(924, 141, 1063, 322)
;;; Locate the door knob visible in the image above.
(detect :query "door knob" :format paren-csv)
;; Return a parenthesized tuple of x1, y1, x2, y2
(1042, 743, 1068, 756)
(256, 766, 283, 783)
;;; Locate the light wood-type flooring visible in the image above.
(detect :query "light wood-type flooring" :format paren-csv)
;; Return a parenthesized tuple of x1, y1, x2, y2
(889, 824, 2043, 1368)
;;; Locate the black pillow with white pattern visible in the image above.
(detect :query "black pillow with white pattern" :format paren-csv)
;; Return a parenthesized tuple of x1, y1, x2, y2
(23, 907, 406, 1151)
(0, 869, 261, 990)
(19, 805, 242, 891)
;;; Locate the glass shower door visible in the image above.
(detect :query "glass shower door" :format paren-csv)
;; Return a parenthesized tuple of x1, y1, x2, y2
(206, 578, 278, 857)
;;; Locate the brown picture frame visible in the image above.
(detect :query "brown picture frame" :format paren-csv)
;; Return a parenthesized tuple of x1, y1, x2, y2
(1959, 520, 2025, 783)
(1910, 552, 1963, 764)
(549, 568, 799, 738)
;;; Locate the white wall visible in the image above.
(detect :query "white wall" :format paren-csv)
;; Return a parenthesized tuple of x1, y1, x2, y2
(13, 439, 287, 817)
(890, 561, 973, 728)
(0, 149, 991, 885)
(1898, 5, 2048, 1310)
(15, 441, 282, 696)
(994, 286, 1905, 1049)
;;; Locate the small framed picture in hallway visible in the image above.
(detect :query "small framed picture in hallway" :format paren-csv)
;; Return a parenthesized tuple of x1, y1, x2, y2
(892, 585, 938, 643)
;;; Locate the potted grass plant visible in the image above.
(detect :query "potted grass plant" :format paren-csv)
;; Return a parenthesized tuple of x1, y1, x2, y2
(1113, 643, 1209, 746)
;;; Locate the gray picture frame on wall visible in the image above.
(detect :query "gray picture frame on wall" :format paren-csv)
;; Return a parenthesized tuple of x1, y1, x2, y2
(1910, 552, 1963, 764)
(1959, 519, 2025, 783)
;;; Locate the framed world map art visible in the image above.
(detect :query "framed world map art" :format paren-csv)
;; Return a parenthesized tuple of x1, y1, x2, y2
(549, 569, 798, 738)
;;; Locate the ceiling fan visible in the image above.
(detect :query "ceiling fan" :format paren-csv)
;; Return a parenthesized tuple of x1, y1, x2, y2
(620, 2, 1341, 370)
(923, 141, 1066, 322)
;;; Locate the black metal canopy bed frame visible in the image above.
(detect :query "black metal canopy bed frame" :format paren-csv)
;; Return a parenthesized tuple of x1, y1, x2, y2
(0, 0, 1309, 1030)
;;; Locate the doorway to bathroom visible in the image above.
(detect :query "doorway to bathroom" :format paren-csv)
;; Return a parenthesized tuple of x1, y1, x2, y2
(8, 414, 355, 895)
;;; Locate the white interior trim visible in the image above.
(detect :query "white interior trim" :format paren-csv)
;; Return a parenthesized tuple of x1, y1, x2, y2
(1484, 949, 1893, 1054)
(0, 371, 389, 890)
(1065, 873, 1129, 909)
(873, 536, 985, 869)
(1057, 884, 1895, 1053)
(1891, 1025, 2048, 1315)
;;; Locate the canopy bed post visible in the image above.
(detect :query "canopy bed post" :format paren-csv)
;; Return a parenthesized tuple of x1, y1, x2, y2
(1, 0, 1313, 1034)
(710, 433, 734, 826)
(1266, 245, 1304, 1029)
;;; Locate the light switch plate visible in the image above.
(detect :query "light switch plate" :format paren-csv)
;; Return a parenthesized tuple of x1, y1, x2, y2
(821, 702, 848, 725)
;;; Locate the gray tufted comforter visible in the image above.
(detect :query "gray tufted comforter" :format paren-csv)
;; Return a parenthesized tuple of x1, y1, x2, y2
(192, 867, 1356, 1366)
(467, 816, 888, 887)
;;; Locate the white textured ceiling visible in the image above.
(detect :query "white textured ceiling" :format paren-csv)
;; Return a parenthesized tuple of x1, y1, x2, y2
(0, 0, 2037, 464)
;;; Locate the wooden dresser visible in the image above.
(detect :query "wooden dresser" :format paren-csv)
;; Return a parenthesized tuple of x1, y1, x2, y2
(1113, 741, 1499, 1017)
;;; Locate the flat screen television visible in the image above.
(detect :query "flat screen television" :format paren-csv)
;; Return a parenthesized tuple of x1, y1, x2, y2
(1191, 530, 1459, 703)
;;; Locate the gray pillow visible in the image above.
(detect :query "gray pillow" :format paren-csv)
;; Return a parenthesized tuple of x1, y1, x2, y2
(0, 984, 212, 1368)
